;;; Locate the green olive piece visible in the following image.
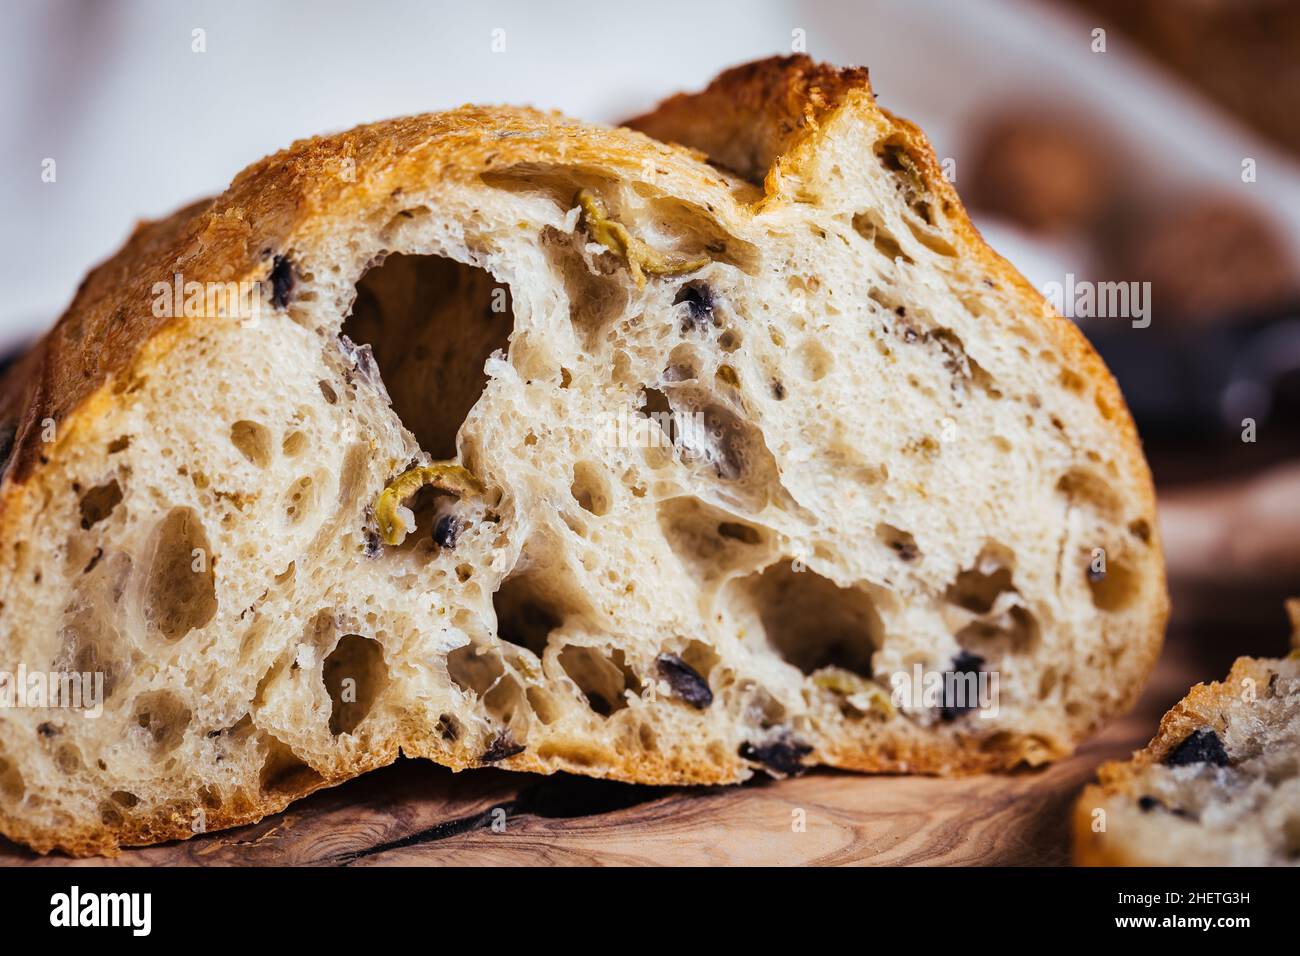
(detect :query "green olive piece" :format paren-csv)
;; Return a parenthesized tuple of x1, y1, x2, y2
(374, 463, 483, 546)
(575, 189, 709, 288)
(812, 667, 896, 718)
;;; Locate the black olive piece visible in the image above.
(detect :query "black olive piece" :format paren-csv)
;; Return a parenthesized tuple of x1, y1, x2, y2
(480, 732, 525, 763)
(891, 540, 918, 562)
(655, 653, 713, 709)
(1164, 728, 1230, 768)
(37, 722, 58, 738)
(739, 735, 812, 777)
(363, 531, 383, 558)
(1138, 795, 1159, 812)
(270, 254, 295, 310)
(674, 282, 714, 331)
(940, 651, 985, 722)
(433, 513, 463, 550)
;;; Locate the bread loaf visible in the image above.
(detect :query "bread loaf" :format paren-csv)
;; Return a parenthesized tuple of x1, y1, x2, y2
(0, 56, 1166, 855)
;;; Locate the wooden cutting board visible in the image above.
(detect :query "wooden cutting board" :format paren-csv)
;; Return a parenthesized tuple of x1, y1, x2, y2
(2, 634, 1216, 867)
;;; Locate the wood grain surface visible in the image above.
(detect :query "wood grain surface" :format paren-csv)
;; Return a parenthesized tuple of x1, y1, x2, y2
(0, 592, 1285, 867)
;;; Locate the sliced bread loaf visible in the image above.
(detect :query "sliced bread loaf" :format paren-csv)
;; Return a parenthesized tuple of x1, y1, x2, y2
(0, 56, 1166, 855)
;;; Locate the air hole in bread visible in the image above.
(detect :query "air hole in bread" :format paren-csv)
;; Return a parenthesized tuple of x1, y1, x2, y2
(258, 736, 324, 796)
(435, 713, 461, 741)
(634, 387, 676, 469)
(876, 523, 920, 561)
(281, 430, 308, 458)
(483, 674, 531, 741)
(492, 570, 570, 659)
(0, 758, 25, 800)
(666, 391, 777, 497)
(635, 193, 759, 273)
(540, 225, 627, 345)
(906, 218, 956, 257)
(570, 460, 614, 516)
(1087, 554, 1140, 612)
(1056, 467, 1123, 521)
(481, 163, 616, 205)
(526, 686, 564, 725)
(322, 634, 387, 736)
(238, 619, 270, 663)
(79, 480, 123, 530)
(679, 639, 721, 681)
(1060, 368, 1086, 393)
(795, 339, 833, 381)
(1128, 519, 1151, 544)
(230, 420, 273, 467)
(718, 521, 763, 545)
(852, 210, 914, 265)
(658, 496, 773, 582)
(740, 562, 883, 678)
(446, 641, 505, 697)
(715, 364, 740, 389)
(132, 691, 191, 757)
(664, 344, 704, 381)
(742, 683, 789, 730)
(142, 507, 218, 642)
(56, 606, 122, 698)
(342, 253, 514, 460)
(559, 645, 641, 716)
(1095, 391, 1115, 421)
(1037, 665, 1059, 699)
(110, 789, 138, 808)
(955, 604, 1041, 658)
(335, 443, 370, 517)
(945, 543, 1016, 613)
(283, 475, 317, 525)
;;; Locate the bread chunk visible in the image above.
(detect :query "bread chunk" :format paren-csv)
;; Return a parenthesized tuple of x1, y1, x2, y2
(0, 57, 1166, 855)
(1075, 601, 1300, 866)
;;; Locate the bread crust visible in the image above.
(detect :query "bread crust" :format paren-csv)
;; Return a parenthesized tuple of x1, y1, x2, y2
(1074, 654, 1297, 866)
(0, 57, 1167, 856)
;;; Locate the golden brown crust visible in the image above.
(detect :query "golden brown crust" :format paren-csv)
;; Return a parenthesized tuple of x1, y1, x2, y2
(0, 56, 1167, 856)
(625, 55, 872, 186)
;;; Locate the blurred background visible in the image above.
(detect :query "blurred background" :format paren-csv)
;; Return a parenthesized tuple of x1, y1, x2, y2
(2, 0, 1298, 690)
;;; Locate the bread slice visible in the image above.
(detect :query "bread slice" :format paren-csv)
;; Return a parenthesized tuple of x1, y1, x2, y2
(0, 56, 1166, 855)
(1074, 600, 1300, 866)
